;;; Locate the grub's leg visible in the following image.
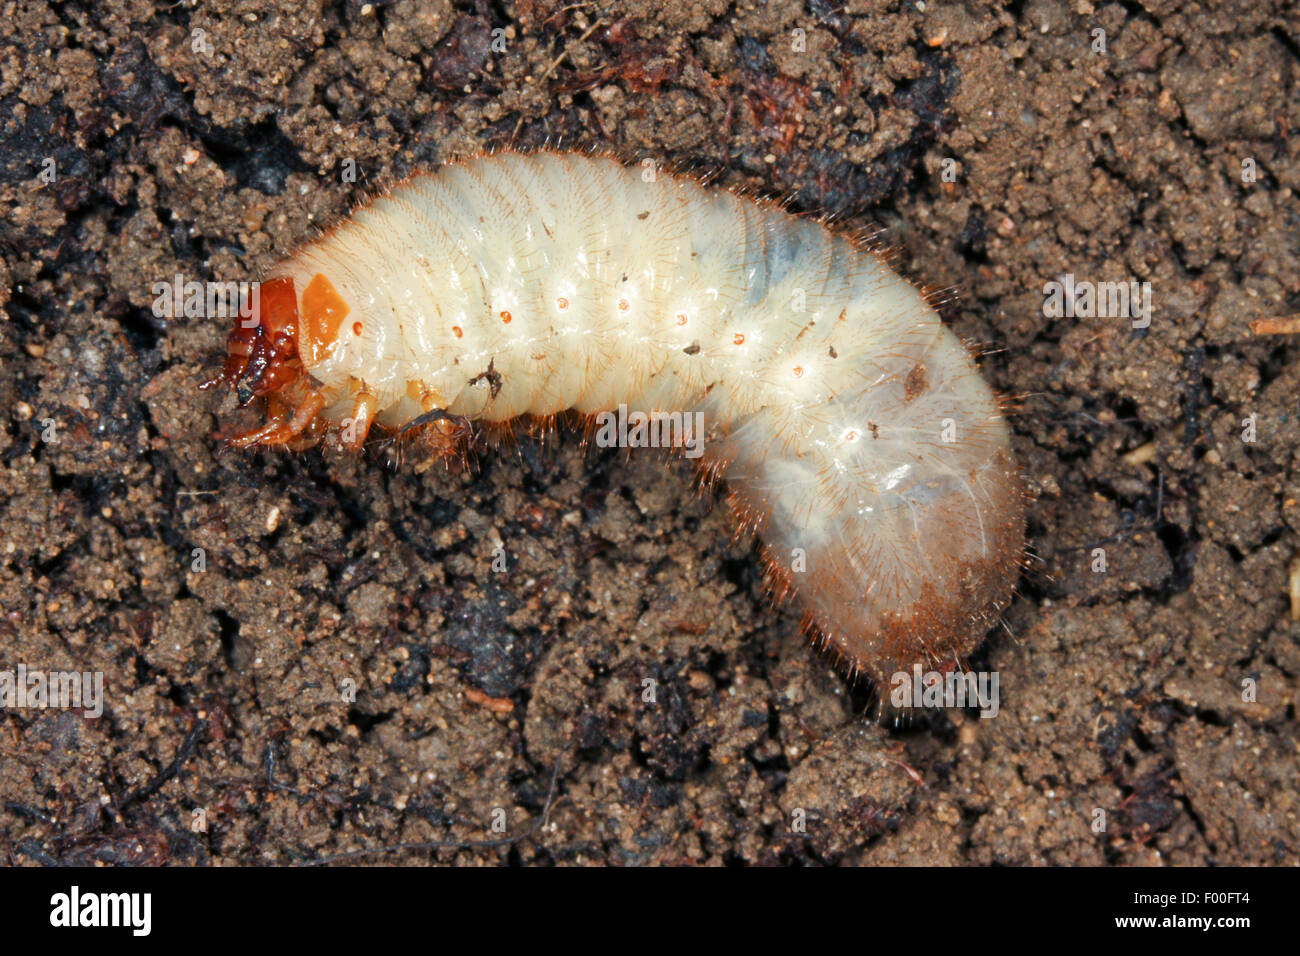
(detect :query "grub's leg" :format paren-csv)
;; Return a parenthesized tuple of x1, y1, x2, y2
(226, 390, 326, 449)
(285, 416, 327, 452)
(395, 402, 473, 461)
(341, 391, 378, 453)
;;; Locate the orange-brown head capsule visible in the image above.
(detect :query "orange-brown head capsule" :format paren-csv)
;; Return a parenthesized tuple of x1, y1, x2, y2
(207, 276, 302, 406)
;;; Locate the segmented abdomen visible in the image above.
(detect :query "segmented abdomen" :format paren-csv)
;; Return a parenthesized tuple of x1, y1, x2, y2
(256, 152, 1025, 681)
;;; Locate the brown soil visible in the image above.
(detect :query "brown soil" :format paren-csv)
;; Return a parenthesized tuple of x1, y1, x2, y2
(1, 0, 1297, 865)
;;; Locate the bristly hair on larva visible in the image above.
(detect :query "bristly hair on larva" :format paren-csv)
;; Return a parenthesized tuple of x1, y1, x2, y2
(202, 149, 1028, 688)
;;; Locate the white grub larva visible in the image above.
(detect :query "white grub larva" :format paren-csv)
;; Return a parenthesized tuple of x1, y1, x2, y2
(206, 151, 1026, 684)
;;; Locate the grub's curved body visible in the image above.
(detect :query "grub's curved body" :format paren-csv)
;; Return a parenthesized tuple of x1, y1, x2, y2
(212, 151, 1025, 683)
